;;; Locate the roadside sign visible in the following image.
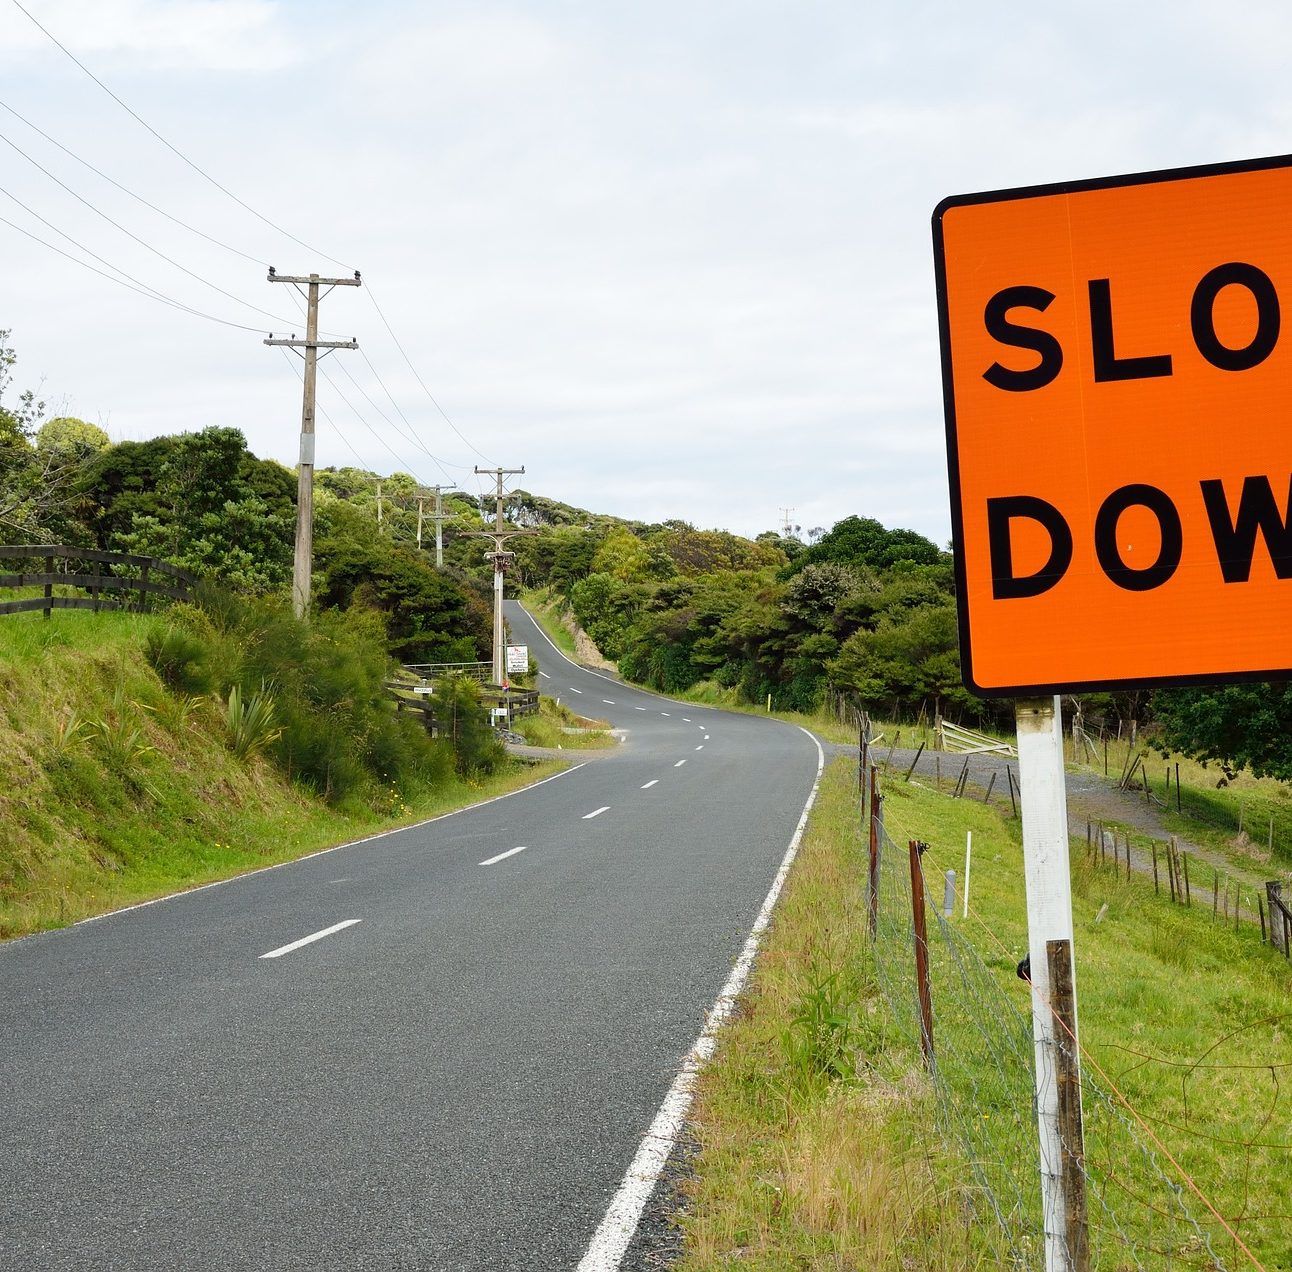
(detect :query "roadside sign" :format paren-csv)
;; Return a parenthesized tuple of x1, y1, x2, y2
(506, 644, 529, 675)
(934, 154, 1292, 696)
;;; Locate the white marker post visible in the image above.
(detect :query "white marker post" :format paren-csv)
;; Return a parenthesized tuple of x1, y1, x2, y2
(962, 830, 972, 919)
(1015, 696, 1084, 1272)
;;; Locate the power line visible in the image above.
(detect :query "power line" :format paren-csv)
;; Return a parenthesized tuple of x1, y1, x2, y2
(277, 347, 370, 470)
(0, 127, 304, 329)
(0, 210, 265, 332)
(8, 0, 490, 473)
(364, 282, 493, 463)
(1, 180, 196, 310)
(333, 357, 456, 484)
(316, 362, 430, 484)
(0, 97, 266, 267)
(9, 0, 353, 272)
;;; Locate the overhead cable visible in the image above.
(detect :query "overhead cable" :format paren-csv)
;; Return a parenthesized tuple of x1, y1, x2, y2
(364, 283, 493, 462)
(0, 128, 305, 329)
(0, 98, 266, 267)
(9, 0, 353, 272)
(0, 211, 265, 332)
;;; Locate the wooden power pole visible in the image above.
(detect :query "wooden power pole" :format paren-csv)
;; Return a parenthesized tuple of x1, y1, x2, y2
(471, 467, 528, 685)
(265, 268, 361, 620)
(416, 483, 457, 567)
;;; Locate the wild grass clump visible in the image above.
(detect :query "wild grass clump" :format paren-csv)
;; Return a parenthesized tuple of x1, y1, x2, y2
(224, 683, 282, 760)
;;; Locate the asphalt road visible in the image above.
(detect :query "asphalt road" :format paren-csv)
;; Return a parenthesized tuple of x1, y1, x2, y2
(0, 601, 821, 1271)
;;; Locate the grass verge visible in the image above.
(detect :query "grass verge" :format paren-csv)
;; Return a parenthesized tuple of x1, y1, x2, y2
(676, 758, 1292, 1269)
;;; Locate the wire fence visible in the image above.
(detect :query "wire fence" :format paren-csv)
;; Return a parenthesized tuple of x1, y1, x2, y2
(860, 746, 1284, 1270)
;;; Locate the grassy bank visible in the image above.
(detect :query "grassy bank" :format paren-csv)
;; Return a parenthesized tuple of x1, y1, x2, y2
(675, 758, 1292, 1269)
(0, 608, 562, 940)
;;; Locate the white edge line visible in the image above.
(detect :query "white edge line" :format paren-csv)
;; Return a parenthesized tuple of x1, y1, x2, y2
(259, 918, 361, 960)
(480, 845, 527, 866)
(7, 763, 589, 950)
(575, 727, 826, 1272)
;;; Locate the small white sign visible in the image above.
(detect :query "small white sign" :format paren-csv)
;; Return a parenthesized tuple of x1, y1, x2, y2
(506, 644, 529, 674)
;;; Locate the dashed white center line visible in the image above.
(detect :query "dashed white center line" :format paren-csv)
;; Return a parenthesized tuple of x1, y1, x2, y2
(660, 712, 671, 717)
(583, 806, 611, 820)
(634, 707, 647, 711)
(259, 919, 361, 960)
(641, 780, 659, 789)
(695, 744, 704, 751)
(704, 734, 710, 740)
(569, 687, 583, 694)
(682, 718, 691, 722)
(539, 671, 551, 679)
(480, 846, 527, 866)
(674, 760, 686, 768)
(602, 699, 616, 705)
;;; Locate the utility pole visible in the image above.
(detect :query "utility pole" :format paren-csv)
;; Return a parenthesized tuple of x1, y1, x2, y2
(416, 483, 457, 567)
(780, 506, 798, 539)
(265, 267, 361, 620)
(471, 466, 529, 685)
(376, 480, 384, 530)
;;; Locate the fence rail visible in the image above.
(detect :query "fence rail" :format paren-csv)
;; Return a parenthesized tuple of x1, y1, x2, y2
(935, 715, 1017, 757)
(385, 680, 540, 737)
(0, 545, 197, 617)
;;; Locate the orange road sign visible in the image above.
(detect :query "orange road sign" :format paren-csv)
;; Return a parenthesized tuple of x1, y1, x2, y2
(934, 155, 1292, 696)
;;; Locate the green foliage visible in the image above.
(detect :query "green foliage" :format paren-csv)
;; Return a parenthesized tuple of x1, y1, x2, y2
(82, 427, 294, 591)
(314, 501, 489, 663)
(432, 674, 506, 776)
(86, 687, 157, 772)
(36, 417, 111, 458)
(828, 602, 971, 713)
(145, 621, 219, 694)
(780, 962, 865, 1096)
(224, 683, 283, 760)
(784, 514, 944, 576)
(1152, 682, 1292, 780)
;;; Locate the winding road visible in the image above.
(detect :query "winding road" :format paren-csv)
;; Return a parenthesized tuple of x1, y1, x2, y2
(0, 601, 821, 1271)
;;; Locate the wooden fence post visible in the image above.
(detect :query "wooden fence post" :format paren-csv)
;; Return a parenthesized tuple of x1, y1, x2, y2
(1047, 938, 1090, 1272)
(868, 765, 880, 939)
(44, 553, 53, 620)
(909, 840, 934, 1068)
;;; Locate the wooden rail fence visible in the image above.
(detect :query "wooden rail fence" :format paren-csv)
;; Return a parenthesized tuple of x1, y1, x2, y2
(385, 676, 540, 737)
(0, 545, 197, 618)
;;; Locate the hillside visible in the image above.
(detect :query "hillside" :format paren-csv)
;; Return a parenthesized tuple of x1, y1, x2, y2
(0, 607, 551, 940)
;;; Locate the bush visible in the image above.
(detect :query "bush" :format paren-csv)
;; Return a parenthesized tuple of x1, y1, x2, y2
(147, 590, 495, 806)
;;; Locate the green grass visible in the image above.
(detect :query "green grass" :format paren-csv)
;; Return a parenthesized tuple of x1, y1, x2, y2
(517, 587, 580, 659)
(512, 695, 617, 749)
(677, 758, 1292, 1269)
(0, 608, 565, 939)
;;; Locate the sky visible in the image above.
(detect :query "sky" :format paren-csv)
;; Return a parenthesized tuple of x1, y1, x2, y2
(3, 0, 1291, 545)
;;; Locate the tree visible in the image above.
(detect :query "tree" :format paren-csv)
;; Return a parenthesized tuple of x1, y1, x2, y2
(81, 427, 294, 588)
(0, 331, 90, 543)
(786, 515, 943, 576)
(36, 417, 111, 458)
(314, 502, 489, 663)
(1151, 684, 1292, 780)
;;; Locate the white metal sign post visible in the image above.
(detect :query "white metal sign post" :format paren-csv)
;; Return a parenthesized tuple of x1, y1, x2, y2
(1015, 697, 1082, 1271)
